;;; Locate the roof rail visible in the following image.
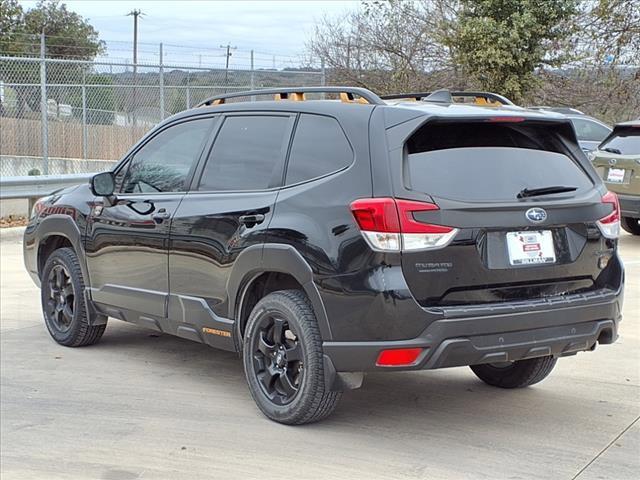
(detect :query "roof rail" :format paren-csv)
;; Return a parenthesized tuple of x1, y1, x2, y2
(381, 90, 515, 106)
(197, 86, 385, 107)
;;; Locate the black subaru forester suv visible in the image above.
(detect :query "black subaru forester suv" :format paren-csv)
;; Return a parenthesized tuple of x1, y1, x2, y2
(24, 87, 624, 424)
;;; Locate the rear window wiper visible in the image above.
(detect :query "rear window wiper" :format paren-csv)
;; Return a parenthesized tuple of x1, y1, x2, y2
(517, 185, 578, 199)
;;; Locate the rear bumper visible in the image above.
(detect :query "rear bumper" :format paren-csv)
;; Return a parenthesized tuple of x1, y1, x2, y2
(323, 287, 623, 373)
(618, 194, 640, 218)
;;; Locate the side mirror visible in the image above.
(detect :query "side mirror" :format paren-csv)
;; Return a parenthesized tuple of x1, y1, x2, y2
(91, 172, 116, 204)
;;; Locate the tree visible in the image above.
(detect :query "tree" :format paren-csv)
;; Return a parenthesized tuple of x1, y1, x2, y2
(0, 0, 104, 113)
(527, 0, 640, 123)
(0, 0, 25, 56)
(446, 0, 578, 104)
(23, 0, 103, 60)
(308, 0, 459, 94)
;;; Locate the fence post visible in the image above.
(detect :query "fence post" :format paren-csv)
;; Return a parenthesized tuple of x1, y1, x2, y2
(159, 42, 165, 120)
(81, 70, 87, 161)
(250, 50, 255, 101)
(186, 71, 191, 109)
(40, 32, 49, 175)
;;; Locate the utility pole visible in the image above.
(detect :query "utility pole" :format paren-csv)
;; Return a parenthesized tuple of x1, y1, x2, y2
(127, 9, 143, 65)
(127, 9, 144, 128)
(220, 43, 236, 92)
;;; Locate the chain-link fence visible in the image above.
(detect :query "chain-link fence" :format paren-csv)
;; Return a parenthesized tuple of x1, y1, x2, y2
(0, 45, 324, 177)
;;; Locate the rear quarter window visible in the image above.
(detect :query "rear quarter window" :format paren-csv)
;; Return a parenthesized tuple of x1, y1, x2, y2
(285, 114, 353, 185)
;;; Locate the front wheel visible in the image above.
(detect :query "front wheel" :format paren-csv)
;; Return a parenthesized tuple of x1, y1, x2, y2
(621, 216, 640, 235)
(41, 247, 107, 347)
(470, 356, 557, 388)
(243, 289, 341, 425)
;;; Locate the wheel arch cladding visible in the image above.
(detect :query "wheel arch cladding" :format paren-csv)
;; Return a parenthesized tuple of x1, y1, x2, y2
(34, 216, 107, 326)
(35, 216, 86, 280)
(227, 243, 333, 342)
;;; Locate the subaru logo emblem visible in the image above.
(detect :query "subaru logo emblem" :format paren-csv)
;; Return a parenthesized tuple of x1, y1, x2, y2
(608, 158, 617, 165)
(525, 207, 547, 223)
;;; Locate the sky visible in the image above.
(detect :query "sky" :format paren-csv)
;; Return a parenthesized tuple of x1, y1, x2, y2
(19, 0, 359, 68)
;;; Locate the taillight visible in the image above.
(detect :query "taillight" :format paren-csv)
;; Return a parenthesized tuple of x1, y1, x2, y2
(376, 348, 423, 367)
(350, 198, 458, 252)
(597, 191, 620, 239)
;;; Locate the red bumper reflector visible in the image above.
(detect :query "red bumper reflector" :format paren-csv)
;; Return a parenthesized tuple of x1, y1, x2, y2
(376, 348, 423, 367)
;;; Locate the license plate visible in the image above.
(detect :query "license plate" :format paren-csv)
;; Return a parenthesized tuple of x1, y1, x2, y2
(606, 168, 625, 183)
(506, 231, 556, 266)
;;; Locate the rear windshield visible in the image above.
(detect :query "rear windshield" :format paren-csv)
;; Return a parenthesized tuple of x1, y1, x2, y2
(405, 122, 592, 202)
(599, 128, 640, 155)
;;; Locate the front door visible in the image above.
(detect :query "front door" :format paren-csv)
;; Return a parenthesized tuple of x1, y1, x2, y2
(85, 116, 216, 318)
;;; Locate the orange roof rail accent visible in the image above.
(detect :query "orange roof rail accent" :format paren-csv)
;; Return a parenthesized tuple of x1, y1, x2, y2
(339, 92, 369, 104)
(274, 92, 306, 101)
(197, 87, 384, 107)
(473, 97, 501, 107)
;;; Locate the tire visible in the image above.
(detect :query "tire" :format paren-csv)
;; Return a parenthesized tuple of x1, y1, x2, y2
(470, 356, 557, 389)
(243, 289, 341, 425)
(40, 247, 107, 347)
(621, 216, 640, 235)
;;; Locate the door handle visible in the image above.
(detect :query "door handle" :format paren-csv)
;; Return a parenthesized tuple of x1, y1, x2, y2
(152, 208, 171, 221)
(239, 214, 265, 226)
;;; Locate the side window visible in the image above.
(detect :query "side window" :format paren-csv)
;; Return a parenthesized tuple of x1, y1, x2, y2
(121, 118, 213, 194)
(198, 115, 291, 191)
(572, 118, 611, 142)
(285, 114, 353, 185)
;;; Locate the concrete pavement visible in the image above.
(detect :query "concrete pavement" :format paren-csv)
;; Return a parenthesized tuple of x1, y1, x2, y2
(1, 228, 639, 479)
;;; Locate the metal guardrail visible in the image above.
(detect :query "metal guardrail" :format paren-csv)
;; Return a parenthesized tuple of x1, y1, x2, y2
(0, 173, 93, 201)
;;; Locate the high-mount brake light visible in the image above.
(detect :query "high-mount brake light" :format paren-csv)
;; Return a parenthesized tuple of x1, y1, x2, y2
(350, 198, 458, 252)
(484, 116, 526, 123)
(597, 191, 621, 239)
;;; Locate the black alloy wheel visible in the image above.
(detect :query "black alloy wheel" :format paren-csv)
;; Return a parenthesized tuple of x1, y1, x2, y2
(44, 263, 75, 333)
(243, 290, 341, 424)
(250, 314, 304, 405)
(40, 248, 107, 347)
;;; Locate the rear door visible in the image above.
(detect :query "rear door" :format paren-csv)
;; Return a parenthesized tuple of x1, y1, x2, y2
(167, 112, 295, 344)
(387, 118, 615, 307)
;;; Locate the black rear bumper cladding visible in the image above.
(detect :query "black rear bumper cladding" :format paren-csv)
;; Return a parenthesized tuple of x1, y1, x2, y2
(323, 287, 622, 373)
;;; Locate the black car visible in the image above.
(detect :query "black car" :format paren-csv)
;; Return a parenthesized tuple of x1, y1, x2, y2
(24, 87, 624, 425)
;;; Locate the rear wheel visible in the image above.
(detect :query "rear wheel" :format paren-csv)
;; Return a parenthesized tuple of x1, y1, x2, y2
(243, 289, 341, 425)
(470, 356, 557, 388)
(621, 216, 640, 235)
(41, 248, 106, 347)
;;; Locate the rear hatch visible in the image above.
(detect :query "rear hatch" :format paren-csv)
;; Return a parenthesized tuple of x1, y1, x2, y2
(591, 124, 640, 196)
(397, 118, 619, 307)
